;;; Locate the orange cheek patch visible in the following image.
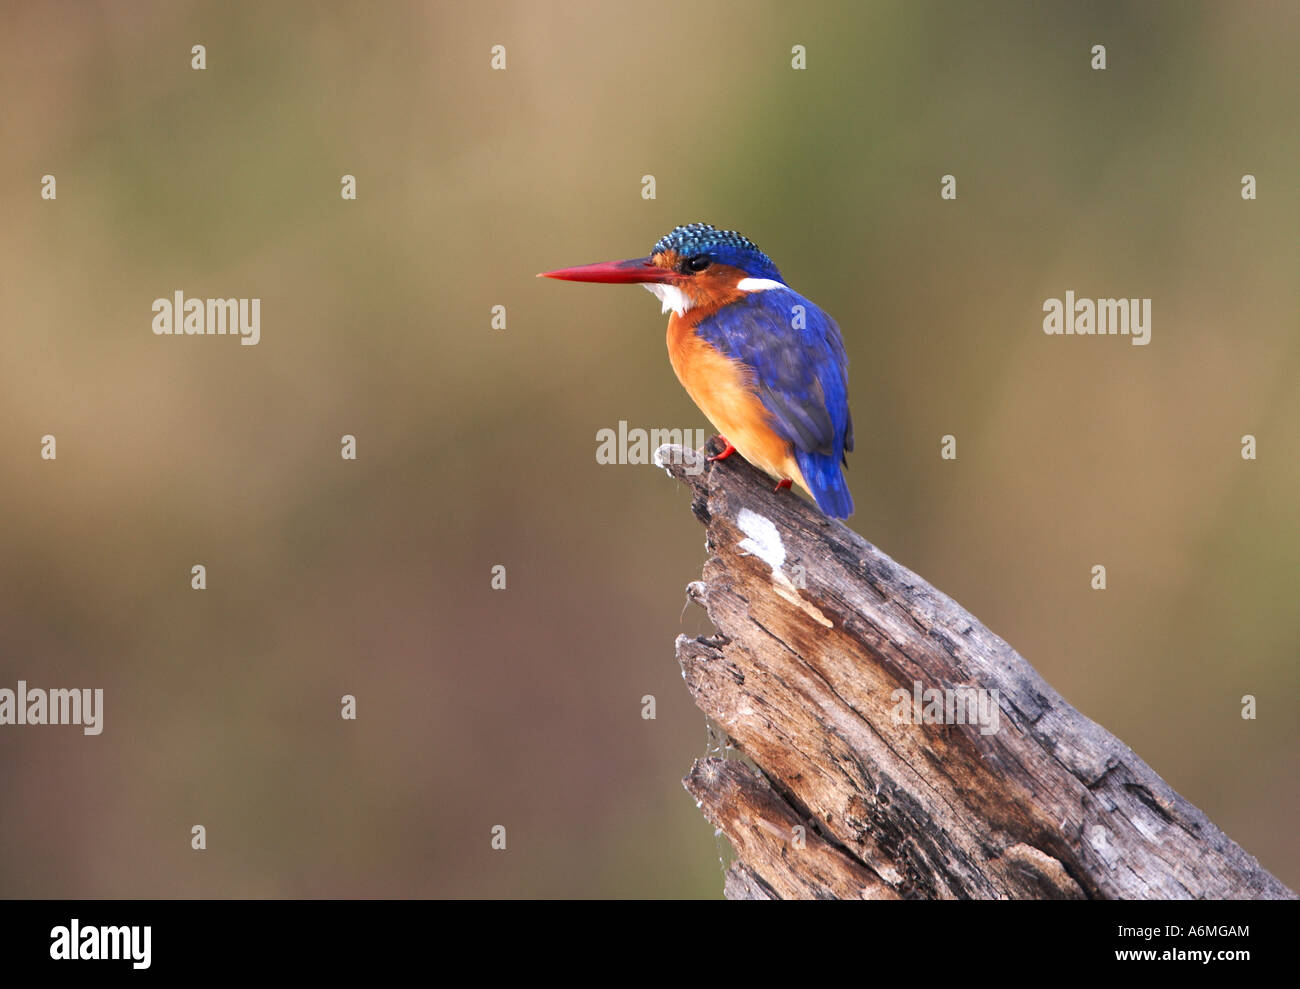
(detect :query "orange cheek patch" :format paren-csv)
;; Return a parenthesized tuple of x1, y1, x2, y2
(651, 249, 681, 272)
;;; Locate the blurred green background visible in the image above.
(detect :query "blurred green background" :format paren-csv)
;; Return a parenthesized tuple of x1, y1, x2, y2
(1, 0, 1296, 897)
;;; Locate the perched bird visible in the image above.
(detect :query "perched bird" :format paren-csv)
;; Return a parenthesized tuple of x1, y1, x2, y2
(540, 222, 854, 518)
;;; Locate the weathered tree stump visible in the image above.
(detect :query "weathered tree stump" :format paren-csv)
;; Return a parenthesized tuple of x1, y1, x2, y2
(658, 440, 1294, 900)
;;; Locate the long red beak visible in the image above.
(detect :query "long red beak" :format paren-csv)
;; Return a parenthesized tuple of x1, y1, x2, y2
(537, 256, 675, 284)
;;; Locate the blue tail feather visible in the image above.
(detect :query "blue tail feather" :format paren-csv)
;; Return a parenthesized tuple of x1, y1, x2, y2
(795, 448, 854, 519)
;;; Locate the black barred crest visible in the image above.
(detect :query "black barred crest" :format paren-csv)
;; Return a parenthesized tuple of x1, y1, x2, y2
(651, 223, 782, 281)
(652, 222, 765, 261)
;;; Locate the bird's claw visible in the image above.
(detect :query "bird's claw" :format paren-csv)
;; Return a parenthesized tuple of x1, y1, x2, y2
(707, 436, 737, 462)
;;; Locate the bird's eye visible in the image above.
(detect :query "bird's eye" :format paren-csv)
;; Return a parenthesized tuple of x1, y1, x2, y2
(685, 254, 711, 272)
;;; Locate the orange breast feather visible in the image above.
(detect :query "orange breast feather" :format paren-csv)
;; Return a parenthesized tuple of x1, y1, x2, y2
(666, 314, 808, 491)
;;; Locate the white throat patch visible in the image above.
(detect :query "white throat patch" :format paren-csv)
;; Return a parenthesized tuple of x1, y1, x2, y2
(643, 282, 690, 316)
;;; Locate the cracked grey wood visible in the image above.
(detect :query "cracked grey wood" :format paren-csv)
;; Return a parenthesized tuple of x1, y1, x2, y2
(685, 757, 900, 900)
(660, 440, 1294, 900)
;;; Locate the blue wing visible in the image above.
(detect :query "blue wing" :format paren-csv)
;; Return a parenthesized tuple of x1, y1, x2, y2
(694, 287, 854, 517)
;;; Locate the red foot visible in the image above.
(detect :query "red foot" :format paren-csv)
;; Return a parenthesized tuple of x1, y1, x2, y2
(707, 436, 737, 462)
(773, 478, 793, 493)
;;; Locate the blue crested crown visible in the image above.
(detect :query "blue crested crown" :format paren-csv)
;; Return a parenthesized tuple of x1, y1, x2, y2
(651, 222, 783, 282)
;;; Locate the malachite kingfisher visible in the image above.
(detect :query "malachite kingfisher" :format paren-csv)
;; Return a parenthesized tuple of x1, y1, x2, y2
(540, 222, 854, 518)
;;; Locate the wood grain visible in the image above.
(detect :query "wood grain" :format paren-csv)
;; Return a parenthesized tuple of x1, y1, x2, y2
(658, 440, 1294, 900)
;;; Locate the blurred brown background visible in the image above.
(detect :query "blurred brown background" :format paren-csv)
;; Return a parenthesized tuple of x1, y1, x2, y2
(0, 0, 1296, 897)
